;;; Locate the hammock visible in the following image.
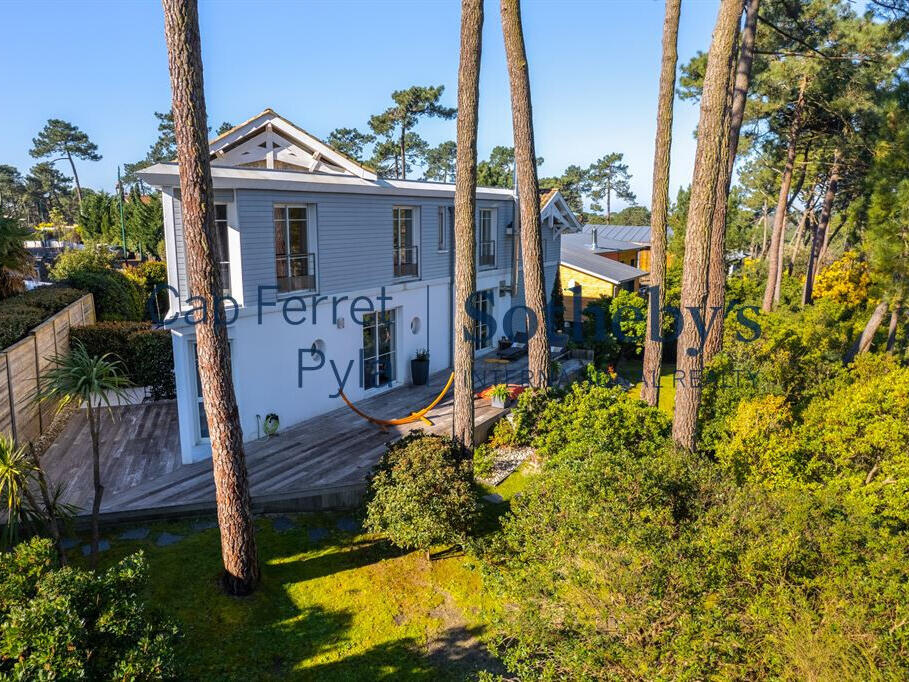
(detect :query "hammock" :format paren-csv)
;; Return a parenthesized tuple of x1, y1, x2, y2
(338, 372, 454, 431)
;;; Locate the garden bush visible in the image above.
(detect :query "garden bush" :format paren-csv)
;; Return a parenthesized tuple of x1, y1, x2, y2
(48, 246, 116, 282)
(364, 431, 479, 552)
(472, 443, 496, 480)
(70, 322, 175, 399)
(508, 386, 560, 446)
(0, 286, 84, 349)
(0, 537, 179, 680)
(123, 261, 168, 319)
(66, 269, 144, 321)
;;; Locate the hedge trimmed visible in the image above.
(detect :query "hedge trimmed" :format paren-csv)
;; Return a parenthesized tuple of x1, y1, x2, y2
(66, 270, 144, 322)
(69, 322, 175, 400)
(0, 287, 84, 350)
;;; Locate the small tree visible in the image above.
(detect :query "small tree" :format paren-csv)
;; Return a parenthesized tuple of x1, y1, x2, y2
(30, 119, 102, 209)
(0, 217, 33, 298)
(40, 343, 131, 566)
(364, 432, 479, 555)
(587, 152, 636, 223)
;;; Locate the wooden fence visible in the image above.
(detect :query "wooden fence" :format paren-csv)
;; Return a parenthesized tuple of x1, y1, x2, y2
(0, 293, 95, 443)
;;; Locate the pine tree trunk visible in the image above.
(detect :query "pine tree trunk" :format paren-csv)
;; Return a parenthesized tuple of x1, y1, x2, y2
(162, 0, 259, 595)
(399, 125, 407, 180)
(803, 150, 840, 305)
(788, 187, 816, 274)
(760, 200, 769, 256)
(66, 150, 83, 210)
(671, 0, 741, 451)
(88, 406, 102, 569)
(762, 74, 807, 313)
(886, 305, 901, 352)
(501, 0, 550, 389)
(453, 0, 483, 450)
(641, 0, 681, 407)
(704, 0, 758, 364)
(846, 300, 889, 362)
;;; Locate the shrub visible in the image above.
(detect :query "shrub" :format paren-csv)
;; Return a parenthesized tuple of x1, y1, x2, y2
(0, 287, 85, 349)
(489, 418, 518, 449)
(123, 261, 168, 319)
(0, 538, 179, 680)
(472, 443, 496, 480)
(48, 246, 115, 282)
(364, 431, 479, 552)
(67, 269, 144, 321)
(509, 387, 559, 446)
(129, 328, 176, 400)
(70, 322, 175, 399)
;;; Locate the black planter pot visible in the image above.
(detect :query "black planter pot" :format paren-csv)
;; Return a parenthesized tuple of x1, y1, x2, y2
(411, 358, 429, 386)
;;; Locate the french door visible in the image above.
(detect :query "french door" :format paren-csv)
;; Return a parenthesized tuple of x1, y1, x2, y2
(363, 310, 397, 389)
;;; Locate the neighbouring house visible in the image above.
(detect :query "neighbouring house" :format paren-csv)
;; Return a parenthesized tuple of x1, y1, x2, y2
(139, 109, 580, 463)
(559, 230, 647, 321)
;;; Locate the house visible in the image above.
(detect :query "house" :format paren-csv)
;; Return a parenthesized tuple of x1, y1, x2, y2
(558, 230, 647, 321)
(138, 109, 580, 464)
(581, 224, 660, 271)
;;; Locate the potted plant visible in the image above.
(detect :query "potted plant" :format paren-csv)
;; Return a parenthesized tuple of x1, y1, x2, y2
(411, 348, 430, 386)
(263, 412, 280, 437)
(489, 383, 511, 409)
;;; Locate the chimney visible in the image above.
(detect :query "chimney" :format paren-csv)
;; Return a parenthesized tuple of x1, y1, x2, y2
(590, 227, 598, 250)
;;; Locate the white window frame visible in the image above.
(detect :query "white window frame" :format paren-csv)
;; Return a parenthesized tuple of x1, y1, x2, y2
(477, 207, 496, 269)
(393, 205, 420, 280)
(273, 203, 318, 294)
(437, 205, 452, 252)
(362, 308, 398, 389)
(214, 202, 231, 297)
(191, 340, 233, 444)
(473, 289, 494, 351)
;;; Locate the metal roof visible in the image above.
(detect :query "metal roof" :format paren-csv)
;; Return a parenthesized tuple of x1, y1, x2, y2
(561, 231, 642, 253)
(581, 224, 654, 244)
(560, 236, 647, 284)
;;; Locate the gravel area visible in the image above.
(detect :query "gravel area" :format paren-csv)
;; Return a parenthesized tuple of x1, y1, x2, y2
(479, 446, 534, 486)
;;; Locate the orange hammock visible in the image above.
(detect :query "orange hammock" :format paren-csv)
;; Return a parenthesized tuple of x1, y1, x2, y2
(338, 372, 454, 431)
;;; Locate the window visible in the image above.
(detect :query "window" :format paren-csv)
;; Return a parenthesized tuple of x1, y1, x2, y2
(437, 206, 452, 252)
(477, 208, 495, 268)
(214, 203, 231, 296)
(274, 205, 315, 292)
(393, 207, 418, 278)
(473, 289, 493, 351)
(363, 310, 396, 389)
(192, 341, 232, 441)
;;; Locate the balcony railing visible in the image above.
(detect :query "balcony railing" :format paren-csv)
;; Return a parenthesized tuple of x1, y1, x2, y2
(478, 239, 496, 268)
(393, 245, 419, 278)
(276, 252, 317, 293)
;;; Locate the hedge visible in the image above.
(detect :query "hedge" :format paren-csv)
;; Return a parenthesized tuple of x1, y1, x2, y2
(70, 322, 175, 400)
(66, 269, 144, 322)
(0, 286, 84, 350)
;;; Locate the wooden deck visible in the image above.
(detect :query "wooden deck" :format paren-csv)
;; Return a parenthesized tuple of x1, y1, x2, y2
(40, 365, 526, 517)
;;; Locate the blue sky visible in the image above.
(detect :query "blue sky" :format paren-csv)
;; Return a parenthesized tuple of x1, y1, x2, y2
(1, 0, 721, 212)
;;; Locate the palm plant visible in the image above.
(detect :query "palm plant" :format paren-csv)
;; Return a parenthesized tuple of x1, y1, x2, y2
(0, 217, 34, 298)
(40, 342, 131, 566)
(0, 435, 37, 548)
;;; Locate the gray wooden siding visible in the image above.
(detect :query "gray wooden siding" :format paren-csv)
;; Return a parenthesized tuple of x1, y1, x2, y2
(171, 189, 233, 302)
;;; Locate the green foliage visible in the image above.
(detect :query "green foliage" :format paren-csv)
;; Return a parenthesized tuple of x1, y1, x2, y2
(0, 286, 83, 349)
(49, 246, 115, 281)
(488, 384, 511, 402)
(67, 270, 144, 321)
(509, 387, 559, 446)
(422, 140, 457, 182)
(326, 127, 375, 163)
(538, 164, 587, 216)
(478, 146, 515, 188)
(364, 432, 479, 551)
(30, 118, 101, 164)
(40, 342, 132, 413)
(610, 204, 651, 226)
(0, 538, 179, 680)
(489, 418, 518, 449)
(0, 217, 34, 298)
(70, 322, 174, 400)
(123, 260, 168, 319)
(587, 152, 636, 220)
(472, 443, 496, 480)
(609, 288, 647, 354)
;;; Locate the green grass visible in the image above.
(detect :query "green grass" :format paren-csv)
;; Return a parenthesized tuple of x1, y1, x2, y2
(616, 357, 677, 414)
(78, 470, 534, 681)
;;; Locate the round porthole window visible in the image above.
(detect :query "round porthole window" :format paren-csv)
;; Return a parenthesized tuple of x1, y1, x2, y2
(410, 317, 421, 335)
(310, 339, 326, 358)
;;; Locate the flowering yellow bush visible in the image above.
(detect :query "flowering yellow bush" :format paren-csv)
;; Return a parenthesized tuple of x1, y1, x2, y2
(813, 250, 872, 306)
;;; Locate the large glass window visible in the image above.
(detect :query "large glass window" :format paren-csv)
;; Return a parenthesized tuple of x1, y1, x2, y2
(274, 205, 315, 292)
(363, 310, 396, 389)
(393, 207, 418, 278)
(193, 341, 232, 441)
(477, 208, 495, 268)
(473, 289, 493, 351)
(214, 204, 231, 296)
(437, 206, 452, 252)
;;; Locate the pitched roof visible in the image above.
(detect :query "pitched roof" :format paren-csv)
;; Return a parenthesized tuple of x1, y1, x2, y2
(582, 224, 654, 244)
(561, 231, 642, 254)
(539, 189, 582, 232)
(561, 235, 647, 284)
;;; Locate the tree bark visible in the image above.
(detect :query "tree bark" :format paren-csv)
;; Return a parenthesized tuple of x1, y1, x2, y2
(162, 0, 259, 595)
(399, 124, 407, 180)
(803, 149, 840, 305)
(704, 0, 759, 364)
(846, 300, 889, 362)
(641, 0, 681, 407)
(501, 0, 550, 389)
(453, 0, 483, 450)
(788, 186, 816, 274)
(886, 305, 901, 352)
(672, 0, 742, 451)
(760, 200, 769, 257)
(762, 73, 807, 313)
(66, 150, 83, 210)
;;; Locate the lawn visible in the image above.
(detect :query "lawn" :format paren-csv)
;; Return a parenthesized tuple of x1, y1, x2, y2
(77, 469, 532, 681)
(616, 356, 677, 414)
